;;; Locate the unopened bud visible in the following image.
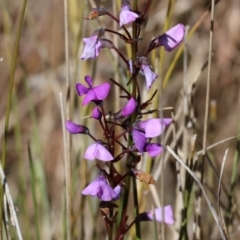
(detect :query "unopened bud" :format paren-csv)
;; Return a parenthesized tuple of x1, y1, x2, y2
(83, 8, 107, 20)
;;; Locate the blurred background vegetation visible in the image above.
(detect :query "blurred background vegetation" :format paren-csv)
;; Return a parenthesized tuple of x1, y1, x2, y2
(0, 0, 240, 239)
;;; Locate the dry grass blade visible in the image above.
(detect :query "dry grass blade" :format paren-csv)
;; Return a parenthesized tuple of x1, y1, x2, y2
(59, 92, 71, 240)
(0, 162, 23, 240)
(196, 136, 238, 156)
(217, 149, 229, 238)
(166, 146, 228, 240)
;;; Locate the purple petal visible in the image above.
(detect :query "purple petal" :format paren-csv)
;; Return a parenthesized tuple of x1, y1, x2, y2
(84, 75, 93, 87)
(141, 64, 158, 90)
(81, 35, 99, 60)
(158, 24, 185, 52)
(76, 83, 89, 96)
(82, 90, 97, 105)
(92, 106, 102, 120)
(66, 120, 88, 134)
(121, 98, 137, 117)
(113, 185, 121, 201)
(82, 174, 115, 201)
(84, 142, 114, 161)
(98, 181, 115, 201)
(119, 5, 139, 27)
(145, 143, 163, 157)
(128, 59, 133, 74)
(82, 178, 101, 196)
(95, 40, 104, 57)
(140, 118, 172, 138)
(92, 82, 111, 100)
(132, 129, 147, 153)
(137, 206, 174, 225)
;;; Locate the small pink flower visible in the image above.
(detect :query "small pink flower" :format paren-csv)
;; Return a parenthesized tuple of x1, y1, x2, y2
(136, 205, 174, 225)
(76, 76, 111, 106)
(81, 35, 103, 60)
(119, 1, 139, 27)
(158, 24, 185, 52)
(84, 142, 114, 161)
(82, 173, 115, 201)
(139, 118, 172, 138)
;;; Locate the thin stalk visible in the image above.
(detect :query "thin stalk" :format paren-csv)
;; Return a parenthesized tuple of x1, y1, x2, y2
(105, 11, 131, 39)
(130, 1, 141, 238)
(225, 125, 240, 230)
(63, 0, 72, 237)
(60, 93, 71, 240)
(1, 0, 27, 167)
(1, 0, 27, 237)
(28, 143, 41, 240)
(195, 1, 215, 239)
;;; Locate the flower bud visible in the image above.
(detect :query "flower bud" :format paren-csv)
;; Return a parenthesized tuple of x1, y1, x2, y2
(92, 106, 102, 120)
(66, 120, 89, 134)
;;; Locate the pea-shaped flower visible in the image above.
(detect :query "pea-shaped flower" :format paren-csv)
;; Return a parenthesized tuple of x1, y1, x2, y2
(136, 205, 174, 225)
(84, 141, 114, 162)
(82, 172, 120, 201)
(76, 75, 110, 106)
(119, 0, 139, 27)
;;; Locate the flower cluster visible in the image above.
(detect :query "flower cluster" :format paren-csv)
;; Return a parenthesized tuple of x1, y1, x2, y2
(67, 0, 185, 237)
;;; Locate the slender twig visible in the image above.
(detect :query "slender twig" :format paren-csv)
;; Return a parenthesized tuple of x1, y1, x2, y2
(105, 28, 129, 43)
(112, 46, 129, 68)
(105, 11, 131, 39)
(109, 78, 131, 96)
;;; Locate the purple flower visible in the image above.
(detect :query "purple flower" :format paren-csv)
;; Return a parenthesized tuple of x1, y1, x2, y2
(82, 173, 116, 201)
(76, 76, 111, 106)
(84, 141, 114, 161)
(119, 1, 139, 27)
(141, 61, 158, 90)
(156, 24, 185, 52)
(139, 118, 172, 138)
(129, 57, 158, 90)
(66, 120, 89, 134)
(121, 98, 137, 117)
(81, 35, 103, 60)
(92, 106, 102, 120)
(145, 143, 163, 157)
(131, 130, 163, 157)
(136, 205, 174, 225)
